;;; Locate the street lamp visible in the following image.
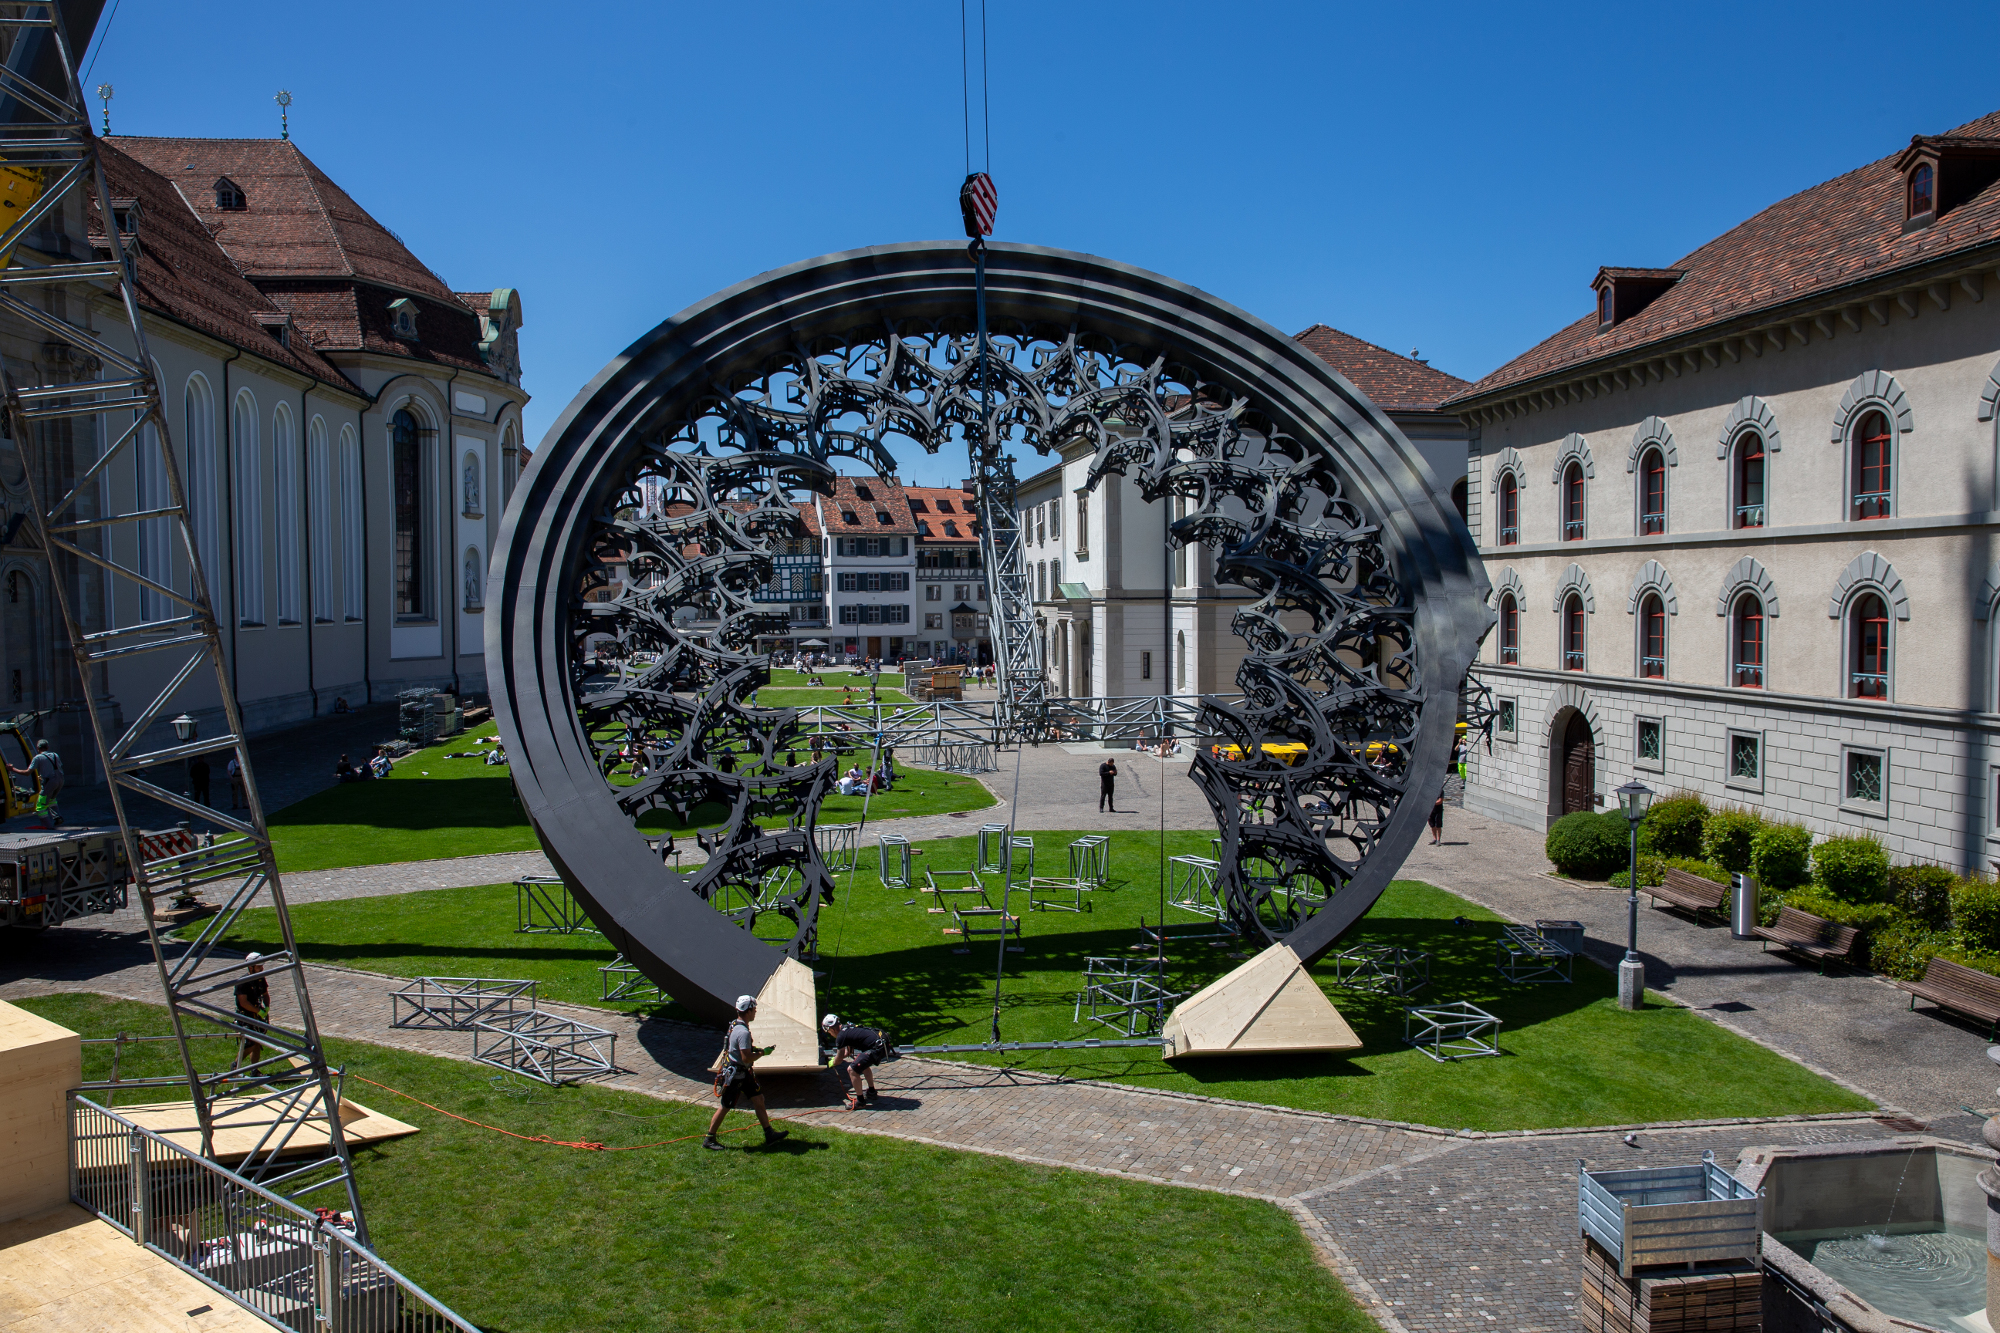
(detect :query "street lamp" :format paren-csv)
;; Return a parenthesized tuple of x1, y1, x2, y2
(1616, 778, 1655, 1010)
(170, 713, 197, 743)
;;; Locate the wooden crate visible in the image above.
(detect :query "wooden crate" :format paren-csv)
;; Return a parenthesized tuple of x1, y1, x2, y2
(1579, 1236, 1760, 1332)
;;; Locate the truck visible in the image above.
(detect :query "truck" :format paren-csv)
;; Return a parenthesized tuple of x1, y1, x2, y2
(0, 825, 132, 928)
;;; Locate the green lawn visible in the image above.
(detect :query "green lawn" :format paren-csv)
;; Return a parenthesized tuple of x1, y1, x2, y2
(752, 687, 915, 706)
(267, 724, 993, 873)
(212, 830, 1870, 1130)
(22, 992, 1371, 1333)
(766, 669, 907, 689)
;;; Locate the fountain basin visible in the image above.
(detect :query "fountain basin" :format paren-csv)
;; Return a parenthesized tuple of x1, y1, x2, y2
(1736, 1138, 1996, 1333)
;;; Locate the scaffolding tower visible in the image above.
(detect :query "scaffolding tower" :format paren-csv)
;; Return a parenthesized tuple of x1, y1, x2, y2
(0, 2, 365, 1236)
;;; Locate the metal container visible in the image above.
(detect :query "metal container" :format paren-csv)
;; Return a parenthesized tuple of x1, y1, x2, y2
(1535, 919, 1586, 955)
(1731, 873, 1760, 940)
(1578, 1151, 1762, 1277)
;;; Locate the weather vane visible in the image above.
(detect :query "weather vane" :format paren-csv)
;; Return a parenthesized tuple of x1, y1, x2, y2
(95, 83, 111, 136)
(275, 90, 292, 141)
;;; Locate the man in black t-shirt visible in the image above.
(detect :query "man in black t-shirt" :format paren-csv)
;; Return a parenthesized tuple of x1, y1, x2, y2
(821, 1013, 887, 1108)
(235, 953, 269, 1071)
(1098, 758, 1118, 813)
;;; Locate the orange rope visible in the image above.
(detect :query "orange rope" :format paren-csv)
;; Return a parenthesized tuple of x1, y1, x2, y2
(345, 1073, 842, 1152)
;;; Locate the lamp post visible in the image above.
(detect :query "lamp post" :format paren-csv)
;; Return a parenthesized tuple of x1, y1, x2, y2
(1616, 778, 1655, 1009)
(171, 713, 197, 798)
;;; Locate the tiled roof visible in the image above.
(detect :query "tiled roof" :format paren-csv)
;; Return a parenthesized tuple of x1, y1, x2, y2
(905, 485, 981, 543)
(1454, 109, 2000, 403)
(93, 141, 357, 393)
(259, 280, 492, 373)
(792, 499, 822, 538)
(454, 290, 493, 313)
(1291, 324, 1470, 411)
(823, 475, 917, 535)
(106, 136, 459, 301)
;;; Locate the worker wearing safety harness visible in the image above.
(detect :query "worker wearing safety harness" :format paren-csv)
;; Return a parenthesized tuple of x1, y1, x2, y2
(702, 995, 790, 1151)
(822, 1014, 887, 1109)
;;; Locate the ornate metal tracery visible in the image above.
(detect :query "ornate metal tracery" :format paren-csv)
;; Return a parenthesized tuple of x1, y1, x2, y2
(491, 242, 1491, 1023)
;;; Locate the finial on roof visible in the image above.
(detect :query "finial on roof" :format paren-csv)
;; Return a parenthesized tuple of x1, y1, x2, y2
(274, 90, 292, 141)
(95, 83, 111, 136)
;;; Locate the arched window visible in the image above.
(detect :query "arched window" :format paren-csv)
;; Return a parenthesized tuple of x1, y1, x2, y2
(339, 423, 363, 621)
(1909, 163, 1934, 218)
(1450, 477, 1468, 524)
(392, 407, 426, 617)
(308, 417, 332, 622)
(1850, 592, 1889, 699)
(1731, 593, 1764, 689)
(1852, 409, 1892, 520)
(133, 412, 170, 623)
(1561, 593, 1585, 671)
(272, 403, 299, 625)
(183, 375, 218, 584)
(1733, 432, 1765, 529)
(1176, 630, 1186, 690)
(1561, 461, 1585, 541)
(1499, 593, 1519, 664)
(1639, 594, 1665, 678)
(1498, 473, 1519, 546)
(232, 391, 263, 626)
(1638, 448, 1666, 535)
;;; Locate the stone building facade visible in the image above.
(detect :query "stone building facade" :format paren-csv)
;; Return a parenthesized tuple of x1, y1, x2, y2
(1450, 110, 2000, 871)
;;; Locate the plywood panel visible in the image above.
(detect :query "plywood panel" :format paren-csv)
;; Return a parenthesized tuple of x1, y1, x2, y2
(0, 1001, 81, 1225)
(1160, 942, 1361, 1059)
(749, 957, 823, 1074)
(0, 1204, 268, 1331)
(114, 1095, 418, 1163)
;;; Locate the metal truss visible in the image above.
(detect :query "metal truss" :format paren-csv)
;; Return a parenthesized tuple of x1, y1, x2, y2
(388, 977, 537, 1031)
(471, 1010, 617, 1086)
(0, 2, 365, 1234)
(515, 874, 595, 934)
(491, 242, 1490, 1024)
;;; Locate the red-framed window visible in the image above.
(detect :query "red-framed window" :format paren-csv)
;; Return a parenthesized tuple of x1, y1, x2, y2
(1499, 593, 1519, 664)
(1498, 473, 1519, 546)
(1853, 410, 1892, 520)
(1851, 593, 1889, 698)
(1639, 448, 1665, 535)
(1734, 432, 1765, 529)
(1561, 462, 1585, 541)
(1732, 593, 1764, 689)
(1562, 593, 1586, 671)
(1909, 163, 1935, 218)
(1640, 594, 1665, 678)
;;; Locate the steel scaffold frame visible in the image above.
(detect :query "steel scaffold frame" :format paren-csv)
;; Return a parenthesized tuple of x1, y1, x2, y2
(0, 2, 365, 1236)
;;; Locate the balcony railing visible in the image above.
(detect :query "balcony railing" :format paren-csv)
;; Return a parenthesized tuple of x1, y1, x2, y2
(1640, 655, 1665, 678)
(1852, 490, 1891, 520)
(68, 1095, 479, 1332)
(1562, 519, 1585, 541)
(1640, 513, 1664, 536)
(1562, 650, 1585, 671)
(1498, 524, 1519, 545)
(1733, 662, 1765, 688)
(1850, 670, 1888, 699)
(1734, 503, 1764, 528)
(1499, 645, 1519, 665)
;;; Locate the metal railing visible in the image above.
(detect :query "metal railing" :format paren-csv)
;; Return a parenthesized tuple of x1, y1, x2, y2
(1640, 654, 1664, 678)
(1852, 490, 1891, 520)
(1562, 518, 1585, 541)
(69, 1095, 479, 1332)
(1497, 523, 1518, 545)
(1639, 511, 1664, 535)
(1734, 502, 1764, 528)
(1850, 670, 1888, 699)
(1562, 650, 1585, 671)
(1733, 661, 1765, 689)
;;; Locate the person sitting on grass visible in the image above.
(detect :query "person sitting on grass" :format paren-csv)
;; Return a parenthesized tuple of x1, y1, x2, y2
(822, 1014, 887, 1109)
(703, 996, 789, 1151)
(367, 747, 393, 780)
(837, 765, 867, 797)
(334, 753, 364, 783)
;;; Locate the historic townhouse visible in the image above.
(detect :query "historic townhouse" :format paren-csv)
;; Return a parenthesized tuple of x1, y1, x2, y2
(1022, 328, 1466, 717)
(906, 482, 989, 664)
(0, 131, 525, 784)
(817, 475, 917, 661)
(1452, 110, 2000, 869)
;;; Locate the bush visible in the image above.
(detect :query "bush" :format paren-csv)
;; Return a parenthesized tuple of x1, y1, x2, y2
(1701, 810, 1763, 873)
(1641, 793, 1709, 859)
(1871, 919, 1951, 982)
(1608, 854, 1665, 890)
(1810, 836, 1891, 903)
(1546, 811, 1632, 879)
(1889, 863, 1959, 931)
(1781, 888, 1902, 967)
(1749, 822, 1813, 893)
(1661, 856, 1726, 884)
(1951, 879, 2000, 952)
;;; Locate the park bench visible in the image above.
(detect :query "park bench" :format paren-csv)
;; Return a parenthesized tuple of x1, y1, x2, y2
(1646, 867, 1728, 920)
(1895, 956, 2000, 1039)
(1752, 906, 1860, 973)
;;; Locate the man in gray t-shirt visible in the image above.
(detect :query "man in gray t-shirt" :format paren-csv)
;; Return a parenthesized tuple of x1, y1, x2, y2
(702, 995, 790, 1151)
(9, 740, 62, 827)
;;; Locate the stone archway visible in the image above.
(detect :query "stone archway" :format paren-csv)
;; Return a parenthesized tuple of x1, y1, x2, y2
(1547, 705, 1596, 821)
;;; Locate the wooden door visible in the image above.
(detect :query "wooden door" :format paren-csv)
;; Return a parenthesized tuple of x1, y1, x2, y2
(1561, 714, 1594, 814)
(866, 636, 881, 659)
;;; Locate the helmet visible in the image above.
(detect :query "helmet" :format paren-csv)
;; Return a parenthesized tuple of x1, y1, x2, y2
(734, 995, 757, 1013)
(821, 1014, 839, 1031)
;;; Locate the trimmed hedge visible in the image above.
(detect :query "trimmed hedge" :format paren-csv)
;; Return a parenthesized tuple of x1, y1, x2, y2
(1546, 811, 1631, 879)
(1810, 836, 1890, 903)
(1749, 822, 1813, 893)
(1952, 879, 2000, 952)
(1640, 793, 1709, 859)
(1701, 810, 1761, 874)
(1889, 863, 1957, 931)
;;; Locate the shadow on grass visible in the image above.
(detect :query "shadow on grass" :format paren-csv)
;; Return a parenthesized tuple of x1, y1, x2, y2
(269, 775, 529, 832)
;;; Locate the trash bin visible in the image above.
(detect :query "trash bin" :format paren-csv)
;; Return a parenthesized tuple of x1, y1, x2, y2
(1535, 919, 1586, 955)
(1730, 873, 1759, 940)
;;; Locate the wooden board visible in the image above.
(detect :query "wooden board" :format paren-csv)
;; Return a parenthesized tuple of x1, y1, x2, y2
(0, 1203, 268, 1331)
(113, 1093, 418, 1164)
(0, 1000, 81, 1225)
(1159, 941, 1361, 1059)
(749, 956, 824, 1074)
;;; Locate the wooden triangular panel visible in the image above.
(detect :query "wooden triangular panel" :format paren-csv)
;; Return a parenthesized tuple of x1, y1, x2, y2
(1160, 942, 1361, 1059)
(749, 956, 825, 1073)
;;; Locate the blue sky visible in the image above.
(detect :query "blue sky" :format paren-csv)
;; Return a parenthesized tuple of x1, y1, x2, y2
(83, 1, 1999, 487)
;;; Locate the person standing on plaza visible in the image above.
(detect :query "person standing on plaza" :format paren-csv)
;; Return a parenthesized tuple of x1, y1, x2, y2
(1429, 794, 1445, 845)
(1099, 756, 1119, 813)
(226, 753, 244, 810)
(187, 753, 211, 807)
(235, 953, 269, 1070)
(703, 995, 790, 1150)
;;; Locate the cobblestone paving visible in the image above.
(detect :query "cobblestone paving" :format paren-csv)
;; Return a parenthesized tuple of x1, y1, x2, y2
(1302, 1120, 1905, 1333)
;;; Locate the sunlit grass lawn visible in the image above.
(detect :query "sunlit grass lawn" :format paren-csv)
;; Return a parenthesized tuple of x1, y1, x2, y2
(213, 830, 1870, 1131)
(24, 992, 1370, 1333)
(751, 687, 915, 706)
(765, 669, 907, 689)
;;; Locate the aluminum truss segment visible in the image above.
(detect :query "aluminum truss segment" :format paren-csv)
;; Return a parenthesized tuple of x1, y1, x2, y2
(0, 0, 365, 1237)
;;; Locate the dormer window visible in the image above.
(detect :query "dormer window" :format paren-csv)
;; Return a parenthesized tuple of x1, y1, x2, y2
(1596, 285, 1612, 326)
(875, 511, 892, 525)
(387, 297, 419, 340)
(213, 178, 245, 211)
(943, 521, 959, 537)
(841, 510, 860, 525)
(1908, 163, 1935, 218)
(909, 498, 928, 513)
(936, 498, 955, 513)
(1591, 267, 1685, 329)
(255, 312, 292, 349)
(853, 483, 873, 501)
(110, 197, 140, 237)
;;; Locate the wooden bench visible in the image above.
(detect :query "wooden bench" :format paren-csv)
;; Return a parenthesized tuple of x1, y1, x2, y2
(1645, 867, 1728, 920)
(1752, 906, 1860, 973)
(1896, 956, 2000, 1039)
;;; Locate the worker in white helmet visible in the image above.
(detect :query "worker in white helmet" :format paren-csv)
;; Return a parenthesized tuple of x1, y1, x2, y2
(703, 994, 789, 1151)
(821, 1013, 887, 1110)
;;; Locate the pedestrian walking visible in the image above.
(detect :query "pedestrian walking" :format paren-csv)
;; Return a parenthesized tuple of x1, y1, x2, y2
(8, 739, 63, 827)
(235, 953, 269, 1071)
(1429, 794, 1445, 845)
(821, 1014, 888, 1109)
(187, 754, 211, 806)
(227, 753, 245, 810)
(1098, 757, 1119, 813)
(702, 995, 790, 1150)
